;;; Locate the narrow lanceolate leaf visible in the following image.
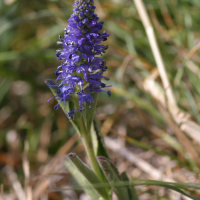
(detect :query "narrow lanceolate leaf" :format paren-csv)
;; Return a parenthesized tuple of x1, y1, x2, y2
(120, 172, 139, 200)
(97, 156, 130, 200)
(64, 159, 100, 200)
(91, 114, 110, 158)
(45, 79, 80, 134)
(66, 153, 110, 200)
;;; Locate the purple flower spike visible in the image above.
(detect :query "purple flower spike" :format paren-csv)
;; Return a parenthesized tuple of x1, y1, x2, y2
(48, 0, 111, 118)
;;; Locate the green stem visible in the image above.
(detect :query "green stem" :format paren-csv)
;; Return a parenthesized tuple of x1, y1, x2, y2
(73, 95, 111, 200)
(79, 117, 104, 182)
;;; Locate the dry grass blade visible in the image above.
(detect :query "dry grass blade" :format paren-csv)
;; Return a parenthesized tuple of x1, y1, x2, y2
(101, 116, 115, 136)
(158, 0, 175, 28)
(186, 61, 200, 79)
(104, 136, 173, 181)
(119, 55, 134, 88)
(149, 3, 200, 80)
(144, 70, 200, 166)
(5, 166, 26, 200)
(22, 140, 32, 200)
(0, 184, 6, 200)
(144, 70, 200, 147)
(188, 43, 200, 59)
(133, 0, 200, 149)
(108, 42, 154, 70)
(94, 0, 106, 19)
(133, 0, 177, 106)
(158, 104, 200, 166)
(148, 5, 177, 46)
(37, 120, 52, 163)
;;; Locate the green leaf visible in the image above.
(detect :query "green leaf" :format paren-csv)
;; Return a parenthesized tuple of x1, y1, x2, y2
(91, 114, 110, 158)
(64, 159, 101, 200)
(97, 156, 130, 200)
(120, 172, 139, 200)
(45, 80, 81, 134)
(66, 153, 111, 200)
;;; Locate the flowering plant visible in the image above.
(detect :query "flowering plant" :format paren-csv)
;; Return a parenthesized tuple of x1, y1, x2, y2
(46, 1, 137, 200)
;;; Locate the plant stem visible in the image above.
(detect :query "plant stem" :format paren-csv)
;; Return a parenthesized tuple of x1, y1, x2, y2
(73, 96, 111, 200)
(79, 117, 104, 182)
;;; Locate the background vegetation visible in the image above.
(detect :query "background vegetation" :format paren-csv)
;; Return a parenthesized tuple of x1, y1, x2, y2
(1, 0, 200, 199)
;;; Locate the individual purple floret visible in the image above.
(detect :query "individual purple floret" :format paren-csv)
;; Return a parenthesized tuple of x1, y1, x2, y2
(48, 0, 111, 118)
